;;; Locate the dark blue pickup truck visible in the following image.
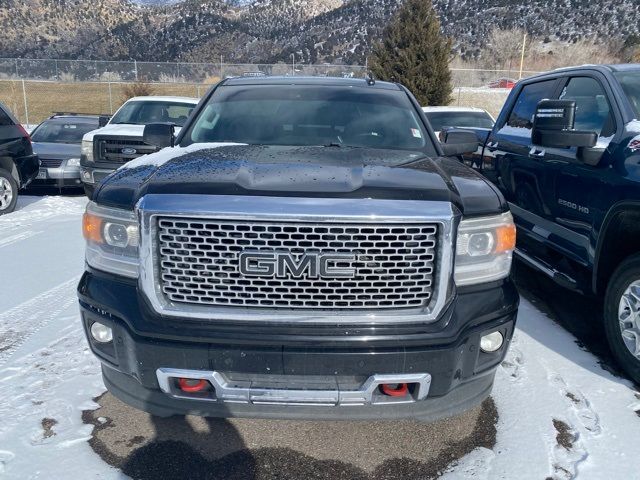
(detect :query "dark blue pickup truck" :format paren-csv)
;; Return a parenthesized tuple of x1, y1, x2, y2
(467, 64, 640, 383)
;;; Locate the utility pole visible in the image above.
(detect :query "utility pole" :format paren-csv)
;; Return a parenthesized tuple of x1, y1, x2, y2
(291, 53, 295, 76)
(134, 60, 138, 81)
(21, 79, 29, 126)
(518, 33, 527, 80)
(108, 82, 113, 114)
(220, 55, 224, 79)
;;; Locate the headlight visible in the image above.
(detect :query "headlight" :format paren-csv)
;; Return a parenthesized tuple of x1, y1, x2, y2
(67, 157, 81, 167)
(81, 139, 94, 162)
(82, 201, 139, 278)
(454, 212, 516, 286)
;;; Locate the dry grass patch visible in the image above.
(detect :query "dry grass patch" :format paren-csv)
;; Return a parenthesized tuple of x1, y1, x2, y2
(0, 81, 207, 124)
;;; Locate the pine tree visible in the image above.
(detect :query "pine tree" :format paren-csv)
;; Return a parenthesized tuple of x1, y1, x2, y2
(369, 0, 452, 106)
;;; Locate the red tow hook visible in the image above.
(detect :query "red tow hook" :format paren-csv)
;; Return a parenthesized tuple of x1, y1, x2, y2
(178, 378, 208, 393)
(380, 383, 409, 397)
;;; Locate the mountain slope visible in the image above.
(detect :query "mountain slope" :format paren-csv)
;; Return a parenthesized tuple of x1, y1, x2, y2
(1, 0, 638, 63)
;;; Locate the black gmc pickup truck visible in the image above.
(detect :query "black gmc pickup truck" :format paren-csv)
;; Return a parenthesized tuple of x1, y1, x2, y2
(465, 64, 640, 384)
(77, 76, 519, 421)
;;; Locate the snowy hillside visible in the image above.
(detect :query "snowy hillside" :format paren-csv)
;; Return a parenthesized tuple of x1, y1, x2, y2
(0, 0, 638, 63)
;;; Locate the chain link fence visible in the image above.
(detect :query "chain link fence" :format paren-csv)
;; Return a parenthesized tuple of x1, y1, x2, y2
(0, 79, 516, 126)
(0, 57, 539, 86)
(0, 58, 368, 83)
(0, 58, 542, 125)
(0, 80, 212, 126)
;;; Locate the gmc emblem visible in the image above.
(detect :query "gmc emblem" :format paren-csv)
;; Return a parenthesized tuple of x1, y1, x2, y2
(238, 250, 356, 279)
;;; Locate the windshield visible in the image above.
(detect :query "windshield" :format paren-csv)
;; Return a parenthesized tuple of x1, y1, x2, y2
(424, 111, 494, 131)
(181, 84, 435, 153)
(110, 101, 196, 126)
(615, 71, 640, 117)
(31, 120, 98, 144)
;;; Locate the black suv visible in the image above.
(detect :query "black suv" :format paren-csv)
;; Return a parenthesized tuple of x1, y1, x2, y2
(473, 64, 640, 383)
(78, 76, 519, 421)
(0, 102, 38, 214)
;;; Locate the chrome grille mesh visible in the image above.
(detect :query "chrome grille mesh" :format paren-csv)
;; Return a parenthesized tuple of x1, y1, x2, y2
(156, 218, 438, 310)
(95, 136, 157, 163)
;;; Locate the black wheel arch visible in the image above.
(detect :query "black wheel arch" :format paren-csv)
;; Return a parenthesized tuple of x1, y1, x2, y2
(594, 201, 640, 294)
(0, 156, 19, 185)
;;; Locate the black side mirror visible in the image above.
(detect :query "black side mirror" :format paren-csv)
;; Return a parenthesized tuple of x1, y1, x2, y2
(143, 123, 175, 149)
(98, 115, 110, 127)
(532, 100, 597, 148)
(440, 129, 479, 157)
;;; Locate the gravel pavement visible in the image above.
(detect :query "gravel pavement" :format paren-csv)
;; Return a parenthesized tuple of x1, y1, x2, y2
(83, 392, 497, 480)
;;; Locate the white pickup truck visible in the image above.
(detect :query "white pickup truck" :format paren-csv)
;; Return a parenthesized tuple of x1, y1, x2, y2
(79, 96, 199, 198)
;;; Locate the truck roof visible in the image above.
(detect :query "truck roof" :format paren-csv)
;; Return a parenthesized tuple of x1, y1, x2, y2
(47, 114, 100, 122)
(526, 64, 640, 80)
(422, 106, 490, 113)
(222, 75, 402, 91)
(126, 96, 200, 104)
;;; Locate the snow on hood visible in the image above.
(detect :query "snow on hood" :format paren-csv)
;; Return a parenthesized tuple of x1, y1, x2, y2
(82, 124, 183, 141)
(624, 119, 640, 134)
(116, 142, 247, 170)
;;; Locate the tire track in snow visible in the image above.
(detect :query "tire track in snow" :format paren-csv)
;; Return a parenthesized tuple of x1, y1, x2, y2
(0, 230, 42, 248)
(0, 276, 81, 366)
(500, 332, 525, 381)
(0, 197, 86, 236)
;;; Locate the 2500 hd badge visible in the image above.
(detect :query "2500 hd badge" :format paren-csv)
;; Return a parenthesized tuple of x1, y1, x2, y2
(77, 76, 519, 421)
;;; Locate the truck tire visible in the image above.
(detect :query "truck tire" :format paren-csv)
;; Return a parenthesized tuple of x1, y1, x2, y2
(83, 184, 95, 199)
(0, 168, 18, 215)
(604, 254, 640, 384)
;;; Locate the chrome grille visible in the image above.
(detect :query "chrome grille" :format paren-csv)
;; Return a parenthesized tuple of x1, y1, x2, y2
(95, 136, 157, 164)
(40, 158, 63, 168)
(156, 218, 438, 310)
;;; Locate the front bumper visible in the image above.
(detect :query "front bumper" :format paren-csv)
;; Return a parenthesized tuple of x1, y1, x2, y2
(78, 269, 518, 420)
(15, 154, 39, 188)
(79, 160, 118, 186)
(31, 164, 83, 188)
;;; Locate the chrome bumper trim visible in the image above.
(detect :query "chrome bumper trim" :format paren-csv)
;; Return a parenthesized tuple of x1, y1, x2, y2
(156, 368, 432, 406)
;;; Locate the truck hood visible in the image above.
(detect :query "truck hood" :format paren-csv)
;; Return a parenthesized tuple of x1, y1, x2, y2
(96, 144, 505, 216)
(83, 124, 182, 141)
(31, 142, 80, 159)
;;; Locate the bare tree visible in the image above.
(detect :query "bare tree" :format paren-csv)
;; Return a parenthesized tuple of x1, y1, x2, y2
(121, 80, 155, 102)
(483, 28, 529, 71)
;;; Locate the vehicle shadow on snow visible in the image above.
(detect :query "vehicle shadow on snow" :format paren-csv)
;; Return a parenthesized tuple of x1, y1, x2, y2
(10, 195, 46, 212)
(8, 190, 84, 214)
(83, 392, 498, 480)
(513, 261, 629, 382)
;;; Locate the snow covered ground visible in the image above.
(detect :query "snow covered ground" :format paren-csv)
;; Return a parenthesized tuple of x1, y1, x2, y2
(1, 195, 640, 479)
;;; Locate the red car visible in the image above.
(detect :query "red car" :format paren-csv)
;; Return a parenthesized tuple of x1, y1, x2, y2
(488, 78, 516, 89)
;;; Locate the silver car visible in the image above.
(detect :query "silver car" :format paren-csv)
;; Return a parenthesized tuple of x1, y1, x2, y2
(30, 114, 100, 190)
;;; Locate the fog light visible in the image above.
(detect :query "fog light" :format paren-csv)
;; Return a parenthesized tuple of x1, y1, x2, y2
(81, 169, 94, 183)
(90, 322, 113, 343)
(480, 331, 504, 352)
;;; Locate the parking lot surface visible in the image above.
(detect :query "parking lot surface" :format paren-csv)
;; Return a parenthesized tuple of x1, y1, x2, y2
(84, 392, 496, 480)
(1, 195, 640, 480)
